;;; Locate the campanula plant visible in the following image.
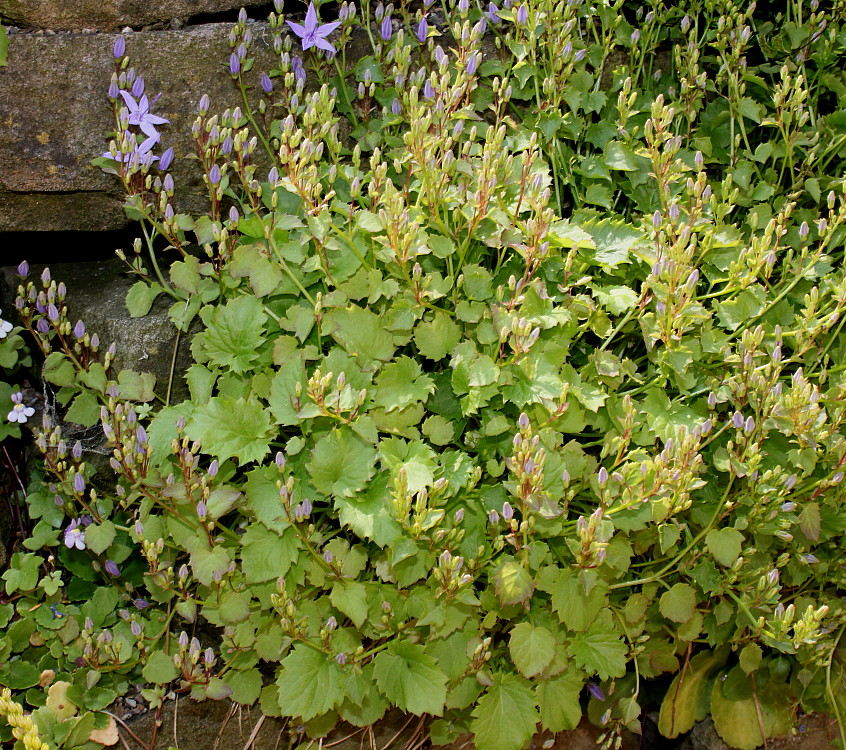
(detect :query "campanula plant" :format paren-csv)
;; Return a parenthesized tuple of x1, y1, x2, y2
(4, 1, 846, 750)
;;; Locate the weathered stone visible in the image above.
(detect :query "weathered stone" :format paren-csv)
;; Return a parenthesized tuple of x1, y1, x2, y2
(0, 22, 276, 232)
(0, 0, 270, 32)
(0, 259, 193, 405)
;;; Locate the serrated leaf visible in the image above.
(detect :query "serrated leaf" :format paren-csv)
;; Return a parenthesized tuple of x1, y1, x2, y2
(229, 245, 284, 297)
(142, 651, 178, 684)
(508, 622, 556, 678)
(276, 644, 343, 720)
(536, 672, 583, 732)
(330, 580, 369, 628)
(241, 525, 299, 583)
(126, 281, 163, 317)
(542, 568, 608, 632)
(226, 669, 263, 705)
(373, 356, 435, 412)
(373, 640, 447, 715)
(658, 647, 728, 739)
(323, 306, 395, 365)
(471, 674, 538, 750)
(493, 561, 534, 607)
(593, 285, 640, 315)
(569, 627, 627, 681)
(309, 427, 377, 498)
(581, 218, 644, 267)
(218, 591, 251, 623)
(187, 394, 272, 464)
(414, 313, 462, 361)
(706, 528, 744, 567)
(170, 256, 201, 295)
(197, 295, 267, 373)
(659, 583, 697, 623)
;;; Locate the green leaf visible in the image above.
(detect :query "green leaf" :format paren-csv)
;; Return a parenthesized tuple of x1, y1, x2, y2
(142, 651, 179, 684)
(581, 218, 644, 267)
(710, 668, 793, 750)
(276, 644, 343, 720)
(226, 669, 263, 705)
(544, 568, 608, 632)
(43, 352, 76, 388)
(197, 295, 268, 373)
(336, 477, 402, 548)
(218, 591, 251, 623)
(241, 525, 299, 583)
(413, 313, 462, 361)
(330, 581, 369, 628)
(373, 356, 435, 412)
(508, 622, 556, 678)
(186, 540, 231, 587)
(536, 672, 583, 732)
(422, 415, 454, 446)
(373, 640, 447, 715)
(117, 369, 157, 402)
(170, 256, 201, 295)
(126, 281, 163, 317)
(187, 394, 272, 464)
(268, 355, 307, 426)
(493, 561, 534, 607)
(0, 26, 8, 67)
(2, 552, 41, 594)
(64, 390, 100, 427)
(323, 306, 396, 365)
(569, 627, 628, 681)
(593, 285, 640, 315)
(659, 583, 697, 623)
(229, 245, 284, 297)
(309, 427, 377, 498)
(658, 647, 728, 739)
(471, 674, 538, 750)
(84, 520, 115, 555)
(705, 528, 744, 567)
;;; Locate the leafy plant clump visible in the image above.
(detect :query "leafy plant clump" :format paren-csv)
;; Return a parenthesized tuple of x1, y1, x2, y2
(4, 0, 846, 749)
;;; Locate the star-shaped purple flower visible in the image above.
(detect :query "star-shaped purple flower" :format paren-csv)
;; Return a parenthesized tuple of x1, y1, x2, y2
(119, 90, 169, 142)
(287, 3, 341, 53)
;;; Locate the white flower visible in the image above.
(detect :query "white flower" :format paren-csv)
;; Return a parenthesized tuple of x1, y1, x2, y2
(64, 520, 86, 550)
(7, 392, 34, 424)
(0, 309, 12, 339)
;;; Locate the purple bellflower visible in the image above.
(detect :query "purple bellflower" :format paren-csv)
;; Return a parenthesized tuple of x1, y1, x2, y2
(119, 90, 169, 142)
(64, 519, 86, 550)
(287, 3, 341, 53)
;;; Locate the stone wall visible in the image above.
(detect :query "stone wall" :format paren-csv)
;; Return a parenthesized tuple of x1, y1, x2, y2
(0, 19, 276, 232)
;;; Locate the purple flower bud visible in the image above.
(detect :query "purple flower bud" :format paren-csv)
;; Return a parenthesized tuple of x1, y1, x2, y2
(454, 508, 465, 523)
(518, 412, 530, 430)
(41, 267, 51, 283)
(423, 80, 435, 98)
(36, 319, 50, 334)
(275, 451, 286, 469)
(113, 36, 126, 59)
(131, 620, 143, 637)
(652, 210, 662, 229)
(598, 467, 609, 486)
(73, 320, 86, 339)
(744, 416, 755, 434)
(158, 147, 174, 171)
(707, 392, 717, 408)
(196, 501, 207, 520)
(73, 473, 85, 493)
(731, 411, 744, 429)
(516, 4, 528, 23)
(458, 0, 469, 11)
(488, 509, 500, 525)
(380, 15, 393, 40)
(162, 175, 175, 196)
(260, 72, 274, 94)
(229, 53, 241, 75)
(833, 472, 844, 484)
(336, 652, 347, 665)
(574, 48, 586, 61)
(108, 81, 120, 99)
(301, 498, 313, 516)
(487, 2, 501, 23)
(323, 550, 334, 564)
(417, 18, 428, 43)
(131, 76, 145, 98)
(268, 166, 279, 184)
(134, 598, 150, 609)
(47, 303, 59, 322)
(228, 206, 240, 224)
(502, 502, 514, 521)
(587, 682, 605, 701)
(17, 261, 29, 277)
(105, 560, 120, 576)
(209, 164, 221, 185)
(466, 53, 479, 75)
(198, 94, 210, 115)
(391, 98, 401, 115)
(799, 221, 809, 240)
(785, 474, 797, 490)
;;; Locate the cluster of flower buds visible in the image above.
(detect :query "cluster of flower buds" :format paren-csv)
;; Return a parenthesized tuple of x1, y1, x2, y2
(271, 578, 309, 639)
(572, 507, 611, 568)
(504, 413, 559, 518)
(81, 620, 126, 670)
(432, 549, 473, 598)
(174, 631, 216, 683)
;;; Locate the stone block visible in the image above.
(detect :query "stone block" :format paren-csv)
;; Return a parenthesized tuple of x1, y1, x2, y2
(0, 0, 270, 32)
(0, 22, 276, 232)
